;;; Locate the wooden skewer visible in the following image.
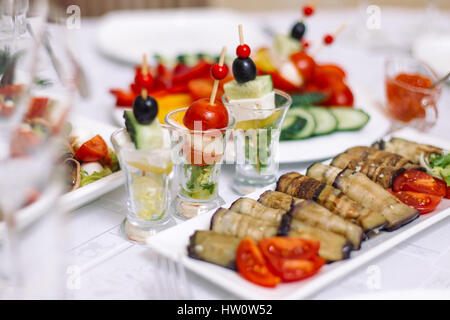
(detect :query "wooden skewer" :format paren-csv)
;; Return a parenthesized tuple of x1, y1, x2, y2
(209, 46, 227, 106)
(141, 53, 149, 76)
(312, 23, 346, 57)
(238, 24, 244, 46)
(141, 88, 148, 100)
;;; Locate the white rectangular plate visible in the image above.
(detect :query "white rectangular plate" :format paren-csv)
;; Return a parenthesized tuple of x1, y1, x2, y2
(148, 129, 450, 300)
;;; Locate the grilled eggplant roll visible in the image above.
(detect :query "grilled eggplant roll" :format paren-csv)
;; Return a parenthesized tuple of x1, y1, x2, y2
(258, 191, 364, 249)
(210, 208, 278, 240)
(229, 198, 285, 224)
(307, 163, 419, 230)
(187, 230, 241, 270)
(373, 137, 443, 164)
(279, 215, 352, 261)
(276, 172, 387, 232)
(212, 207, 350, 261)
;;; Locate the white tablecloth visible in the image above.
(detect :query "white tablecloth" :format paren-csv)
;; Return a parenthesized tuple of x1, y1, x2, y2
(66, 8, 450, 299)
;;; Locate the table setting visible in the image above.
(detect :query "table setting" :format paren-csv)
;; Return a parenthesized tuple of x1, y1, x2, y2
(0, 0, 449, 301)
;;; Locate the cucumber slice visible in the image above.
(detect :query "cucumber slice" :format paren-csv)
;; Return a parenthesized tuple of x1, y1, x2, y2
(124, 110, 163, 150)
(308, 106, 338, 136)
(223, 75, 273, 100)
(281, 108, 315, 140)
(329, 107, 370, 131)
(280, 115, 307, 140)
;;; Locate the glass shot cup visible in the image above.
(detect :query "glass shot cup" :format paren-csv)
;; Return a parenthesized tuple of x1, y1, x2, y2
(384, 56, 442, 132)
(111, 127, 177, 243)
(222, 90, 292, 195)
(165, 107, 235, 219)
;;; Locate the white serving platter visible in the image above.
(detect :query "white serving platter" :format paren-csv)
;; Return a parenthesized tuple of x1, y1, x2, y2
(148, 129, 450, 300)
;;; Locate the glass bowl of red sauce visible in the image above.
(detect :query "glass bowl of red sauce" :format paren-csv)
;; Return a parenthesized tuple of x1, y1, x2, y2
(385, 56, 442, 131)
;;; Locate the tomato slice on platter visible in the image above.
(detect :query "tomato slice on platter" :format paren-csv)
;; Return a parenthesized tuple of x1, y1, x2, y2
(393, 170, 447, 197)
(26, 96, 49, 120)
(236, 238, 281, 288)
(290, 51, 316, 83)
(392, 190, 441, 214)
(258, 237, 325, 282)
(110, 89, 136, 108)
(74, 135, 108, 162)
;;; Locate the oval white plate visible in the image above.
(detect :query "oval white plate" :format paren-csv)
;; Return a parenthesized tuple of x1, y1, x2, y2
(96, 8, 269, 65)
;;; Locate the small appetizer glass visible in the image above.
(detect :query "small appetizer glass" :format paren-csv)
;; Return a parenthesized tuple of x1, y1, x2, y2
(384, 56, 442, 132)
(111, 127, 177, 244)
(223, 90, 292, 195)
(165, 107, 235, 219)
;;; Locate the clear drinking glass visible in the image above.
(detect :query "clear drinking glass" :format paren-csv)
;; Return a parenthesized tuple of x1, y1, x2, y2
(111, 127, 177, 244)
(384, 56, 442, 132)
(223, 90, 292, 195)
(165, 107, 235, 219)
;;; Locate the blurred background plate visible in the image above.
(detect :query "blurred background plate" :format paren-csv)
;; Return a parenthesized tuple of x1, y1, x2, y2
(96, 8, 270, 65)
(0, 116, 123, 238)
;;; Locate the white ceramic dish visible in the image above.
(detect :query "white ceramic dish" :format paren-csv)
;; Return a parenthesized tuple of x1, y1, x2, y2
(148, 129, 450, 300)
(0, 116, 123, 236)
(96, 8, 269, 65)
(112, 84, 389, 163)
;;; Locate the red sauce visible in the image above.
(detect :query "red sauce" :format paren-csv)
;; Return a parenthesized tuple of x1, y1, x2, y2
(385, 72, 434, 123)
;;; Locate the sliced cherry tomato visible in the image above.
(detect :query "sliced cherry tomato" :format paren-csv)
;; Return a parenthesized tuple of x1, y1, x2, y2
(236, 238, 280, 288)
(26, 96, 49, 120)
(290, 51, 316, 83)
(258, 237, 324, 282)
(393, 190, 441, 214)
(74, 135, 108, 162)
(109, 89, 136, 108)
(183, 98, 228, 131)
(329, 82, 354, 106)
(269, 71, 300, 93)
(393, 170, 447, 197)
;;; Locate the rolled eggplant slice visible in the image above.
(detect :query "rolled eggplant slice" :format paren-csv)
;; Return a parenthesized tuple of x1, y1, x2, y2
(258, 190, 301, 212)
(308, 163, 419, 230)
(279, 214, 352, 261)
(229, 198, 285, 224)
(334, 168, 419, 231)
(187, 230, 241, 270)
(210, 208, 278, 240)
(373, 137, 443, 164)
(276, 172, 387, 232)
(336, 146, 424, 171)
(331, 155, 413, 188)
(259, 190, 364, 250)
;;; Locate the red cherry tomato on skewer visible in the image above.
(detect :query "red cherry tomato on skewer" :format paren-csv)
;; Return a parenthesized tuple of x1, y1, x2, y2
(302, 5, 315, 17)
(236, 44, 251, 58)
(211, 64, 229, 80)
(183, 98, 228, 131)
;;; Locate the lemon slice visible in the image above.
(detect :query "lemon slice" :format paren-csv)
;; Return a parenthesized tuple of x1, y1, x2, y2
(127, 160, 173, 175)
(235, 110, 281, 130)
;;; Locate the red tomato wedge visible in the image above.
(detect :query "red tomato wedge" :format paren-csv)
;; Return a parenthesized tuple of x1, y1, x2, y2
(26, 96, 49, 119)
(236, 238, 281, 288)
(74, 135, 108, 162)
(290, 51, 316, 83)
(258, 237, 325, 282)
(393, 170, 447, 197)
(393, 190, 441, 214)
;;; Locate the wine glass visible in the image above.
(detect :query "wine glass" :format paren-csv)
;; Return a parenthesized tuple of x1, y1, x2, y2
(0, 0, 80, 298)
